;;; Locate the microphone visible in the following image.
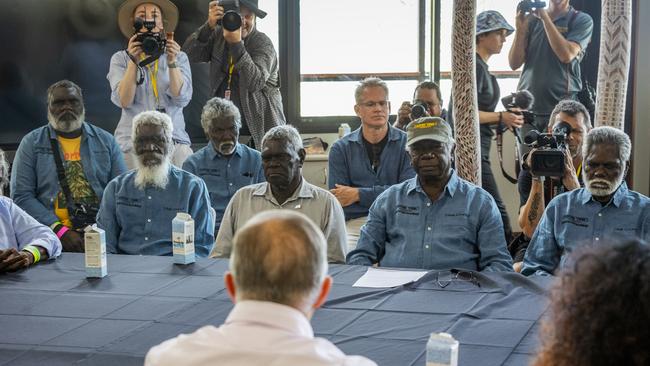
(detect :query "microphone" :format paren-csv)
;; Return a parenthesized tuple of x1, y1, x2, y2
(513, 90, 535, 110)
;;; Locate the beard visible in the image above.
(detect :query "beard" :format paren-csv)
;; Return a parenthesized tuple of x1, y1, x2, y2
(134, 155, 171, 190)
(48, 110, 84, 133)
(216, 140, 236, 155)
(584, 173, 625, 198)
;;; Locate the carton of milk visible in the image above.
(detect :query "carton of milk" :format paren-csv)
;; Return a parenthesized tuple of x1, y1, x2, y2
(84, 225, 107, 278)
(172, 213, 195, 264)
(426, 332, 459, 366)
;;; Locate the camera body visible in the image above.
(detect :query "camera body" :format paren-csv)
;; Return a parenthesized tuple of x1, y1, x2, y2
(525, 122, 571, 177)
(501, 92, 535, 125)
(70, 203, 100, 230)
(410, 100, 429, 120)
(218, 0, 242, 32)
(133, 18, 166, 56)
(518, 0, 547, 14)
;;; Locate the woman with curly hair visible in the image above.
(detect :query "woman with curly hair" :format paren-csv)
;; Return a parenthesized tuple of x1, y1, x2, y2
(533, 239, 650, 366)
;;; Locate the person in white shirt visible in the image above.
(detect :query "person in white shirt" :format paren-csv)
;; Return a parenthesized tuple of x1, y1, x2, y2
(145, 210, 376, 366)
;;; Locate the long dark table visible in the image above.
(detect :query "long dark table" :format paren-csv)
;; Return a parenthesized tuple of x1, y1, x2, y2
(0, 254, 552, 366)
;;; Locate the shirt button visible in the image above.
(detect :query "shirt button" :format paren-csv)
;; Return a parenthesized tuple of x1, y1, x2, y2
(147, 219, 151, 223)
(427, 227, 432, 231)
(425, 245, 430, 249)
(144, 237, 149, 241)
(228, 164, 231, 168)
(229, 183, 233, 186)
(598, 213, 602, 217)
(148, 196, 152, 200)
(426, 203, 431, 207)
(595, 237, 600, 241)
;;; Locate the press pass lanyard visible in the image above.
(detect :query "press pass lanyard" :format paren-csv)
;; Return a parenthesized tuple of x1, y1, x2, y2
(224, 56, 235, 100)
(141, 55, 160, 108)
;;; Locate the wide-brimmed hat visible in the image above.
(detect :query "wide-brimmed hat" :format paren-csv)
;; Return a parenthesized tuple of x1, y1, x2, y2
(476, 10, 514, 37)
(117, 0, 179, 38)
(240, 0, 267, 19)
(406, 117, 455, 146)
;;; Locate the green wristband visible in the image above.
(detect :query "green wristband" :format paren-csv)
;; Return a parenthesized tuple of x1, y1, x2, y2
(22, 245, 41, 264)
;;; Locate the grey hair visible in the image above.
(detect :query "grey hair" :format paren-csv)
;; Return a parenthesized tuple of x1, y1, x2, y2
(200, 97, 242, 132)
(354, 77, 389, 104)
(230, 210, 328, 306)
(582, 126, 632, 162)
(0, 148, 8, 191)
(47, 80, 83, 106)
(131, 110, 173, 143)
(549, 99, 592, 129)
(261, 125, 303, 152)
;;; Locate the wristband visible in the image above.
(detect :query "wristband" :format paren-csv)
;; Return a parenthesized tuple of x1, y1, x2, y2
(56, 226, 70, 239)
(499, 112, 503, 123)
(168, 62, 178, 68)
(50, 221, 62, 231)
(22, 245, 41, 264)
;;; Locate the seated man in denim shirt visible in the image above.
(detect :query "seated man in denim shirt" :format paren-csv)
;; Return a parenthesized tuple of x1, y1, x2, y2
(11, 80, 127, 253)
(97, 111, 214, 256)
(347, 118, 513, 272)
(522, 127, 650, 276)
(1, 148, 61, 273)
(328, 77, 415, 250)
(183, 97, 264, 234)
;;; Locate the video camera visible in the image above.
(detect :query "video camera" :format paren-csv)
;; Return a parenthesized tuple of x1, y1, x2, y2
(518, 0, 546, 14)
(218, 0, 242, 31)
(133, 17, 166, 57)
(524, 121, 571, 177)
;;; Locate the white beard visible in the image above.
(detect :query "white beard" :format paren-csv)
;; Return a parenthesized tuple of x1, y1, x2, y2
(584, 173, 625, 198)
(48, 110, 84, 132)
(134, 157, 171, 190)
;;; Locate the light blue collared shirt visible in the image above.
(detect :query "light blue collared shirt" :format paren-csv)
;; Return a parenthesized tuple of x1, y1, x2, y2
(107, 51, 193, 152)
(328, 126, 416, 220)
(0, 196, 61, 258)
(96, 166, 214, 257)
(10, 123, 127, 227)
(346, 171, 513, 272)
(183, 143, 264, 232)
(522, 183, 650, 276)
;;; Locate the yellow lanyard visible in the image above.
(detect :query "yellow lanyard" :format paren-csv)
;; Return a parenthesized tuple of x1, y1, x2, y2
(224, 56, 235, 100)
(141, 55, 160, 107)
(576, 163, 582, 178)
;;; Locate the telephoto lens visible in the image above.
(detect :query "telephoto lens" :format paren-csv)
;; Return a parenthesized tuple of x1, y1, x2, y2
(411, 102, 428, 119)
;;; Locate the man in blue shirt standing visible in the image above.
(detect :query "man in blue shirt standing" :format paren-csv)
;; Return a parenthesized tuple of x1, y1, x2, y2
(97, 111, 214, 257)
(328, 77, 415, 251)
(522, 127, 650, 276)
(183, 97, 264, 234)
(346, 117, 513, 272)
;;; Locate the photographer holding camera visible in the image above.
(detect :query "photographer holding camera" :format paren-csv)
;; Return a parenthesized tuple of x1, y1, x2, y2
(183, 0, 285, 149)
(394, 81, 444, 131)
(108, 0, 193, 169)
(11, 80, 126, 252)
(508, 0, 593, 155)
(512, 99, 590, 271)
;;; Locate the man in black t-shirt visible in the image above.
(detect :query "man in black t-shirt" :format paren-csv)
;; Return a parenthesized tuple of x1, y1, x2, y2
(513, 99, 591, 271)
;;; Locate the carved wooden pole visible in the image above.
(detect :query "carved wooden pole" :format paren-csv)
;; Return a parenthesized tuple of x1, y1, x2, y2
(451, 0, 481, 185)
(595, 0, 632, 129)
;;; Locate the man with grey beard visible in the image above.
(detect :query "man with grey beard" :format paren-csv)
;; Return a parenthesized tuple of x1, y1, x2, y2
(522, 127, 650, 276)
(11, 80, 126, 252)
(183, 97, 264, 234)
(97, 111, 214, 256)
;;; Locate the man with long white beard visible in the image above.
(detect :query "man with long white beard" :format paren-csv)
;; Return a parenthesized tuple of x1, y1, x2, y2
(11, 80, 126, 252)
(97, 111, 214, 256)
(522, 127, 650, 276)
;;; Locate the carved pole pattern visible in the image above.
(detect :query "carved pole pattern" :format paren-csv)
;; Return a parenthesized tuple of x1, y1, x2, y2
(595, 0, 632, 129)
(451, 0, 481, 185)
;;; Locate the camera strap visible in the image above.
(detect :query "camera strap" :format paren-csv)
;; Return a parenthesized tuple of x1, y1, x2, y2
(225, 56, 235, 100)
(496, 127, 519, 184)
(146, 58, 160, 108)
(48, 133, 82, 229)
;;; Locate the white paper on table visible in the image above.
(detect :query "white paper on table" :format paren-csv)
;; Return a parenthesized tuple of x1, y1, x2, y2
(352, 267, 428, 288)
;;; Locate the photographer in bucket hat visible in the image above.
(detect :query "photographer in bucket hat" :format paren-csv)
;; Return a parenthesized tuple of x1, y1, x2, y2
(108, 0, 194, 169)
(347, 117, 513, 272)
(183, 0, 286, 149)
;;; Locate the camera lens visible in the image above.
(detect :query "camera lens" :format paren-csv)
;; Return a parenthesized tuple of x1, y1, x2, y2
(141, 36, 159, 55)
(222, 10, 242, 31)
(411, 103, 428, 119)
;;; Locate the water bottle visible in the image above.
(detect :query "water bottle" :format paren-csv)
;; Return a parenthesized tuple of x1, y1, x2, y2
(338, 123, 351, 139)
(426, 332, 459, 366)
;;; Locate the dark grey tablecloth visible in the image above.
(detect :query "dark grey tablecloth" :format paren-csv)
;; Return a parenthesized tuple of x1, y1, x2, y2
(0, 254, 552, 366)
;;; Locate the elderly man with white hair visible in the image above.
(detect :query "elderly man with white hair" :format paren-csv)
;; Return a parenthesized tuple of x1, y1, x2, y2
(522, 126, 650, 276)
(145, 210, 376, 366)
(0, 148, 62, 273)
(97, 111, 214, 256)
(11, 80, 126, 253)
(183, 97, 264, 234)
(212, 125, 347, 263)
